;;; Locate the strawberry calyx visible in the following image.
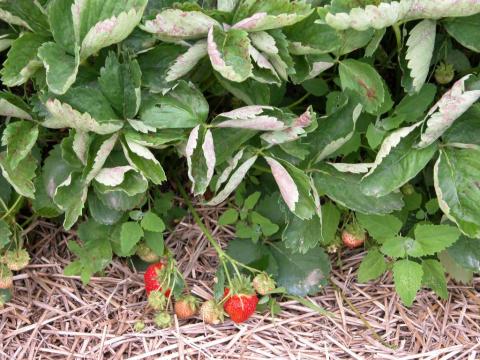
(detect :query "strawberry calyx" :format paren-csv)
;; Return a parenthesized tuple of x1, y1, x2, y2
(224, 274, 255, 298)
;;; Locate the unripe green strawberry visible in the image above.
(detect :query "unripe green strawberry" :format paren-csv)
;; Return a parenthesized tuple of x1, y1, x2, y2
(154, 311, 172, 328)
(148, 290, 167, 310)
(401, 183, 415, 196)
(3, 249, 30, 271)
(174, 294, 199, 319)
(435, 62, 454, 85)
(136, 242, 161, 263)
(0, 264, 13, 289)
(199, 299, 224, 324)
(252, 273, 275, 295)
(133, 320, 145, 332)
(341, 223, 366, 249)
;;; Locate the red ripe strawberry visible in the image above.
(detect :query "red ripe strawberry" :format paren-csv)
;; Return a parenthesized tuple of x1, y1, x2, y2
(174, 295, 199, 320)
(341, 224, 366, 249)
(223, 275, 258, 323)
(144, 262, 171, 297)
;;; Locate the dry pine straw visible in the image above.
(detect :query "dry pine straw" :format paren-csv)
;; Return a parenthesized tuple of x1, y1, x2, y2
(1, 206, 479, 360)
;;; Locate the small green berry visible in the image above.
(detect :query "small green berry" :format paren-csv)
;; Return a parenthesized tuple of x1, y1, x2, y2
(154, 311, 172, 328)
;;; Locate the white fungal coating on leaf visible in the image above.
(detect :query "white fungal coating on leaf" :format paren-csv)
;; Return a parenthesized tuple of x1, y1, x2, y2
(265, 157, 299, 212)
(95, 166, 134, 187)
(417, 75, 480, 148)
(166, 40, 208, 82)
(44, 98, 123, 135)
(364, 122, 422, 178)
(141, 9, 218, 41)
(406, 20, 436, 92)
(202, 129, 216, 193)
(324, 0, 480, 31)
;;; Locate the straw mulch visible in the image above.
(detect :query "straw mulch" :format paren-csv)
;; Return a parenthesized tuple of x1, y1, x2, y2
(1, 206, 479, 360)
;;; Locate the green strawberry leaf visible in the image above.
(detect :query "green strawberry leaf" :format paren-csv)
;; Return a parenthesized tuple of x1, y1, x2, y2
(393, 259, 423, 307)
(357, 248, 387, 282)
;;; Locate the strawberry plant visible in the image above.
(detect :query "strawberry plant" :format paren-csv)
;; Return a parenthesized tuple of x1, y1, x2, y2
(0, 0, 479, 318)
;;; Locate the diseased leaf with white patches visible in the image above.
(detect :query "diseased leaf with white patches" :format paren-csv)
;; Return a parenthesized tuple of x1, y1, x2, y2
(80, 6, 146, 60)
(313, 163, 404, 215)
(270, 243, 330, 296)
(434, 147, 480, 238)
(308, 98, 362, 164)
(361, 123, 438, 197)
(53, 172, 88, 230)
(261, 106, 317, 145)
(215, 105, 284, 130)
(43, 98, 123, 135)
(83, 133, 118, 184)
(265, 156, 299, 212)
(72, 131, 89, 165)
(249, 45, 280, 84)
(265, 157, 316, 220)
(339, 59, 386, 114)
(249, 31, 278, 54)
(0, 33, 47, 87)
(122, 138, 166, 185)
(365, 122, 422, 176)
(38, 42, 80, 95)
(215, 148, 245, 192)
(141, 9, 219, 42)
(207, 26, 252, 83)
(165, 40, 208, 82)
(0, 153, 37, 199)
(405, 20, 436, 93)
(186, 125, 216, 195)
(140, 80, 209, 129)
(1, 121, 39, 169)
(218, 0, 239, 12)
(95, 166, 134, 187)
(327, 162, 373, 174)
(324, 0, 480, 31)
(207, 155, 258, 206)
(232, 6, 312, 32)
(417, 75, 480, 148)
(0, 92, 32, 120)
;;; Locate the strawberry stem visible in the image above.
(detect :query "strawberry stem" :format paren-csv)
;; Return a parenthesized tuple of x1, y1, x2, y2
(175, 176, 261, 279)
